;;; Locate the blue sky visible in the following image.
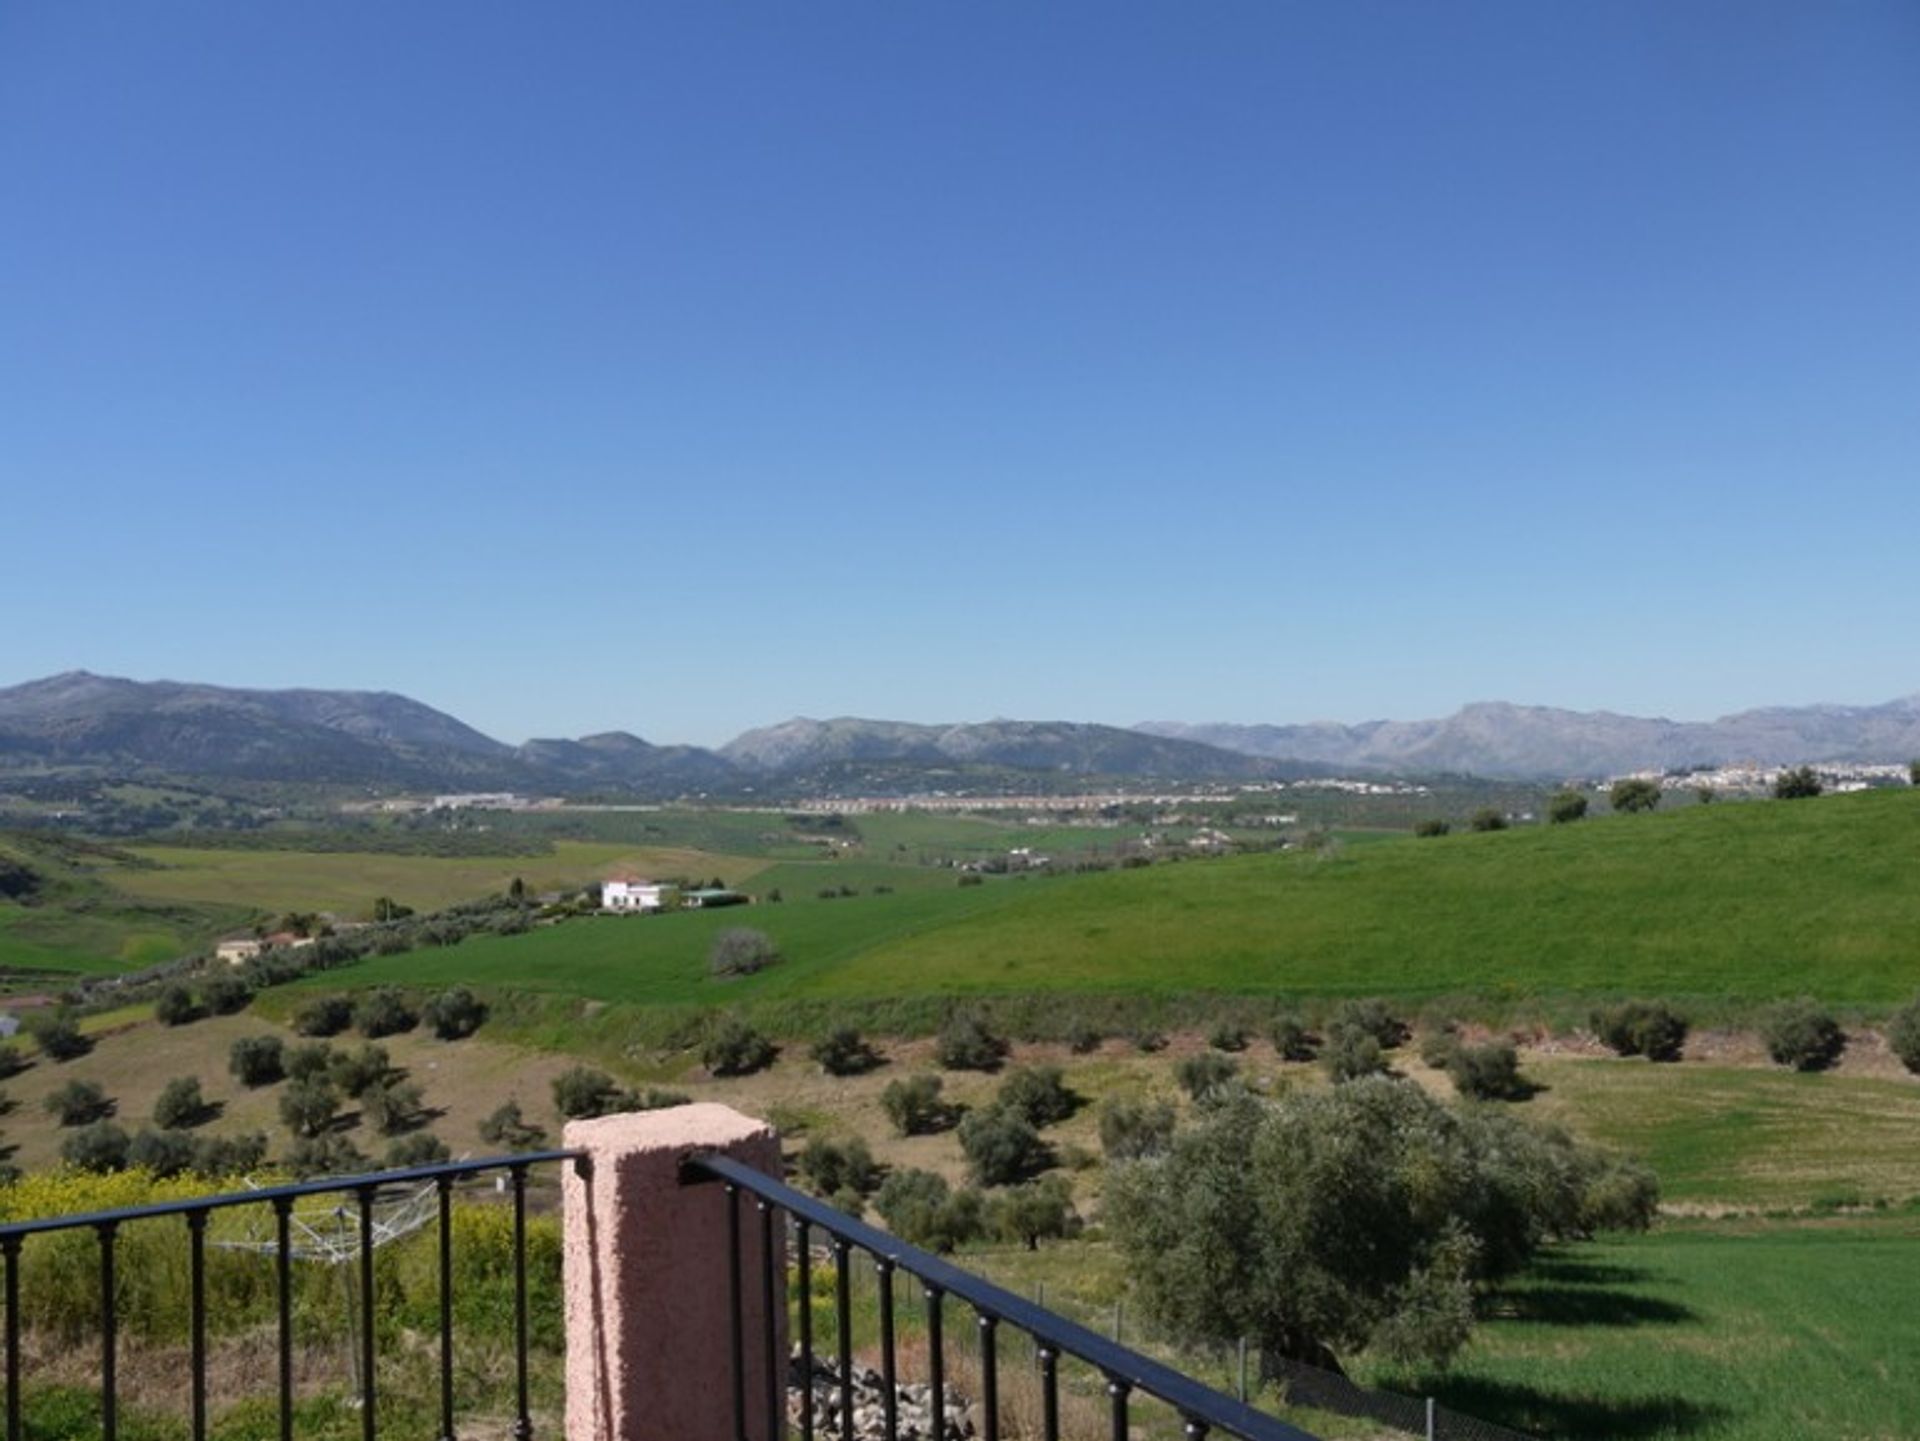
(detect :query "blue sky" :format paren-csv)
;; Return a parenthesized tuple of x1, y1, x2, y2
(4, 3, 1916, 745)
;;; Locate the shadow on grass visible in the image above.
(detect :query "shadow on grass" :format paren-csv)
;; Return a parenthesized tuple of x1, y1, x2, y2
(1482, 1287, 1697, 1327)
(1422, 1376, 1729, 1440)
(1524, 1257, 1656, 1288)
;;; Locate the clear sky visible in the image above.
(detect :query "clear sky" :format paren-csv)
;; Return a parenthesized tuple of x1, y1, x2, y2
(4, 3, 1916, 745)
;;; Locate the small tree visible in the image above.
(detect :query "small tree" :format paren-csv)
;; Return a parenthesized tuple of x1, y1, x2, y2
(989, 1176, 1080, 1251)
(354, 989, 418, 1039)
(810, 1027, 882, 1076)
(1592, 1001, 1688, 1062)
(1609, 778, 1662, 813)
(1174, 1052, 1239, 1101)
(1413, 818, 1451, 838)
(44, 1079, 112, 1126)
(202, 974, 253, 1016)
(935, 1014, 1007, 1072)
(958, 1108, 1049, 1187)
(279, 1078, 340, 1138)
(881, 1075, 953, 1136)
(797, 1138, 880, 1198)
(153, 1076, 210, 1130)
(552, 1066, 625, 1120)
(61, 1122, 131, 1173)
(229, 1035, 285, 1088)
(30, 1014, 90, 1062)
(702, 1020, 776, 1077)
(155, 985, 201, 1027)
(388, 1133, 450, 1168)
(293, 996, 355, 1037)
(1098, 1096, 1176, 1161)
(479, 1100, 550, 1149)
(1322, 1026, 1387, 1083)
(361, 1079, 427, 1136)
(1447, 1041, 1531, 1101)
(1270, 1013, 1317, 1062)
(1548, 791, 1589, 824)
(328, 1043, 394, 1099)
(1334, 998, 1409, 1049)
(422, 986, 487, 1040)
(997, 1065, 1078, 1128)
(1773, 766, 1823, 800)
(709, 928, 780, 979)
(1469, 808, 1508, 833)
(286, 1042, 335, 1083)
(129, 1128, 198, 1178)
(1760, 998, 1845, 1071)
(872, 1170, 985, 1253)
(1890, 995, 1920, 1075)
(191, 1131, 269, 1178)
(285, 1133, 368, 1180)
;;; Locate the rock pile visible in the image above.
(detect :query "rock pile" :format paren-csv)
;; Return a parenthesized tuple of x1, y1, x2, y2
(790, 1351, 975, 1441)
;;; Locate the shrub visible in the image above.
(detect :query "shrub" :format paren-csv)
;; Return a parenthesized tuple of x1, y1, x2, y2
(202, 974, 253, 1016)
(1890, 996, 1920, 1075)
(1322, 1027, 1387, 1083)
(328, 1044, 394, 1099)
(881, 1075, 953, 1136)
(286, 1042, 335, 1083)
(1098, 1096, 1176, 1161)
(422, 986, 488, 1040)
(552, 1066, 624, 1120)
(293, 996, 354, 1037)
(1208, 1024, 1249, 1053)
(278, 1078, 340, 1139)
(797, 1138, 880, 1198)
(957, 1108, 1049, 1187)
(996, 1065, 1078, 1128)
(1175, 1052, 1239, 1101)
(988, 1176, 1080, 1251)
(29, 1015, 89, 1062)
(935, 1014, 1007, 1072)
(1592, 1001, 1688, 1062)
(0, 1045, 22, 1079)
(1334, 999, 1408, 1049)
(1066, 1020, 1104, 1054)
(1469, 808, 1508, 832)
(354, 989, 418, 1039)
(710, 928, 780, 979)
(155, 985, 200, 1027)
(192, 1131, 268, 1177)
(44, 1080, 112, 1127)
(1760, 998, 1846, 1072)
(1447, 1041, 1530, 1101)
(872, 1169, 985, 1253)
(1413, 819, 1451, 838)
(61, 1123, 130, 1173)
(361, 1080, 427, 1136)
(1610, 778, 1661, 813)
(128, 1128, 198, 1178)
(152, 1076, 210, 1130)
(387, 1133, 450, 1168)
(228, 1035, 285, 1088)
(479, 1100, 549, 1150)
(702, 1020, 776, 1077)
(285, 1133, 368, 1180)
(1548, 790, 1589, 823)
(1132, 1029, 1168, 1054)
(1774, 766, 1823, 800)
(810, 1027, 881, 1077)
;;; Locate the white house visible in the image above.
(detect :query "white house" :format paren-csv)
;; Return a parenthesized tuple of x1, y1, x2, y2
(216, 937, 263, 966)
(603, 880, 679, 913)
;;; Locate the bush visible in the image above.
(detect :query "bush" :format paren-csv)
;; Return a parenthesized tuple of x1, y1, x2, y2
(1207, 1024, 1249, 1053)
(1774, 765, 1823, 800)
(387, 1133, 450, 1168)
(286, 1042, 335, 1083)
(152, 1076, 210, 1130)
(0, 1044, 22, 1079)
(202, 974, 253, 1016)
(1174, 1052, 1239, 1101)
(989, 1176, 1080, 1250)
(328, 1044, 394, 1099)
(293, 996, 354, 1038)
(1592, 1002, 1688, 1062)
(957, 1108, 1049, 1187)
(996, 1065, 1078, 1128)
(155, 985, 201, 1027)
(710, 928, 780, 979)
(702, 1020, 776, 1077)
(1098, 1096, 1176, 1161)
(285, 1133, 368, 1180)
(1066, 1020, 1104, 1054)
(1760, 998, 1846, 1072)
(1890, 996, 1920, 1075)
(30, 1014, 90, 1062)
(1322, 1026, 1387, 1083)
(1334, 999, 1408, 1049)
(228, 1035, 285, 1088)
(361, 1080, 427, 1136)
(422, 986, 488, 1040)
(1469, 808, 1508, 833)
(44, 1079, 112, 1126)
(354, 989, 418, 1039)
(1413, 818, 1451, 838)
(278, 1079, 340, 1138)
(810, 1027, 881, 1076)
(1447, 1041, 1531, 1101)
(479, 1100, 549, 1150)
(881, 1075, 953, 1136)
(1131, 1029, 1168, 1054)
(797, 1138, 880, 1198)
(192, 1131, 268, 1177)
(872, 1169, 985, 1253)
(1270, 1013, 1316, 1061)
(1548, 791, 1589, 824)
(128, 1128, 198, 1178)
(552, 1066, 628, 1120)
(935, 1014, 1007, 1072)
(61, 1122, 130, 1173)
(1610, 778, 1661, 813)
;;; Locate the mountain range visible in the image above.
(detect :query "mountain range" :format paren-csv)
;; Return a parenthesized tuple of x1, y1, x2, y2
(1, 671, 1917, 795)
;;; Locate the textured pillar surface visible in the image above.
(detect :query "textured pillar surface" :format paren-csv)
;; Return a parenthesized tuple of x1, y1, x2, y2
(564, 1103, 786, 1441)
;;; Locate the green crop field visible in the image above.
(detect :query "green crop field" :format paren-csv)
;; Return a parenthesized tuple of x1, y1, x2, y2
(302, 789, 1920, 1018)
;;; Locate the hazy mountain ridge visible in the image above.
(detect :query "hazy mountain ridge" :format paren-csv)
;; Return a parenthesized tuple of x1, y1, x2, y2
(1140, 696, 1920, 779)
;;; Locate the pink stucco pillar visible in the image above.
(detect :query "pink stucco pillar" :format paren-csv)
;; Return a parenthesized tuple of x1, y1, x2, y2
(564, 1103, 787, 1441)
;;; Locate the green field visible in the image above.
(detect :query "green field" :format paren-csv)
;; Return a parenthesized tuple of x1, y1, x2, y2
(299, 789, 1920, 1017)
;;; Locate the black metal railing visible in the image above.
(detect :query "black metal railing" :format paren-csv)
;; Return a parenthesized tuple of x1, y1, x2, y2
(0, 1149, 584, 1441)
(684, 1152, 1325, 1441)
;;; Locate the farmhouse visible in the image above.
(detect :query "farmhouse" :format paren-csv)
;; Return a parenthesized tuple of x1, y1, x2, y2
(603, 879, 679, 913)
(215, 937, 263, 966)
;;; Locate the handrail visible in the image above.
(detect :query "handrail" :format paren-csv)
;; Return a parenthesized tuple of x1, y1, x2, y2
(687, 1150, 1322, 1441)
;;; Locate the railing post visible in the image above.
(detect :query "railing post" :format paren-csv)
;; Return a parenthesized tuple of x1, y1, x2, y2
(564, 1103, 785, 1441)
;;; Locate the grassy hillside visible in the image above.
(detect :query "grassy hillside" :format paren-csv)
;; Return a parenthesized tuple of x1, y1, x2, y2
(306, 789, 1920, 1014)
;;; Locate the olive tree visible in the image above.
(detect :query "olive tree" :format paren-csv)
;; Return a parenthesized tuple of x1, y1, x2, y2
(1609, 778, 1662, 813)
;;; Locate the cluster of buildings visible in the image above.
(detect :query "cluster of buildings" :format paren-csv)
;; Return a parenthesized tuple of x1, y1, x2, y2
(601, 878, 747, 913)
